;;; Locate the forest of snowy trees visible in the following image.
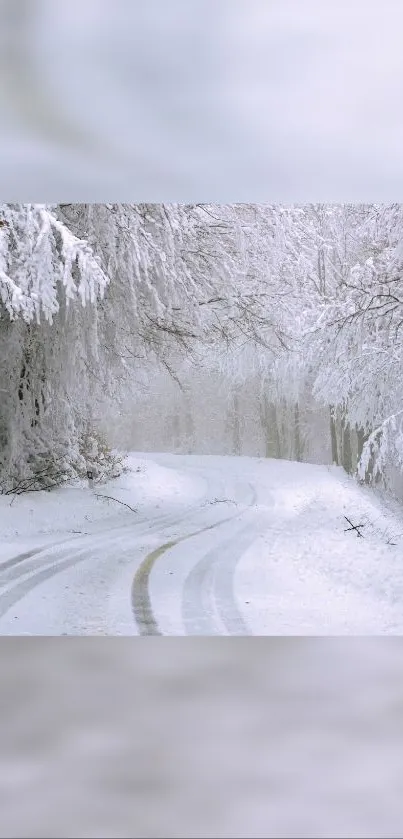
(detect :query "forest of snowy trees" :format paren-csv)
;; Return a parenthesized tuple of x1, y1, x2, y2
(1, 203, 403, 499)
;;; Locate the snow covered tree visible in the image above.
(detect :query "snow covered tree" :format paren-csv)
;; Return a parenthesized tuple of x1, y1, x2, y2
(3, 201, 403, 499)
(0, 203, 112, 490)
(303, 204, 403, 487)
(0, 202, 293, 489)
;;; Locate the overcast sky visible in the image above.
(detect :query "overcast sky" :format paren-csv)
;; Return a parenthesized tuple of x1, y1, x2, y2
(0, 0, 402, 200)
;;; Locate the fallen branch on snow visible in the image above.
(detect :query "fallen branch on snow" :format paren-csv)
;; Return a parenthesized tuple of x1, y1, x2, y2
(204, 497, 238, 506)
(344, 516, 365, 537)
(95, 494, 138, 514)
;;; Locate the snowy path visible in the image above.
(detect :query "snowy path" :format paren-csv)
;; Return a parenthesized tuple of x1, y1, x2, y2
(1, 453, 403, 635)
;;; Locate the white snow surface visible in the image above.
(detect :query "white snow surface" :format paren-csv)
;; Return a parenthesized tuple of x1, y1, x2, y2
(1, 452, 403, 635)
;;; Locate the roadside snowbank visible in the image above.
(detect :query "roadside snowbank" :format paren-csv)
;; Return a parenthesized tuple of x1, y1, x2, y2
(0, 454, 205, 563)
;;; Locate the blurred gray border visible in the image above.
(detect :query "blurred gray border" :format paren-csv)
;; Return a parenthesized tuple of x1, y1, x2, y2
(1, 0, 403, 202)
(1, 637, 403, 837)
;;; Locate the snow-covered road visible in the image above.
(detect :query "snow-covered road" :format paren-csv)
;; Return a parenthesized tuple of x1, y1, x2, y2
(1, 453, 403, 635)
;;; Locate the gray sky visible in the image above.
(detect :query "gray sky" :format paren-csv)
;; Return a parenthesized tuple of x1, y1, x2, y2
(0, 0, 402, 200)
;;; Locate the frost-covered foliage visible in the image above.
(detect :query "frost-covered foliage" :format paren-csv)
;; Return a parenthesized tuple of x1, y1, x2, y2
(0, 205, 108, 322)
(2, 202, 403, 497)
(296, 204, 403, 488)
(0, 204, 113, 490)
(200, 202, 403, 493)
(0, 202, 292, 490)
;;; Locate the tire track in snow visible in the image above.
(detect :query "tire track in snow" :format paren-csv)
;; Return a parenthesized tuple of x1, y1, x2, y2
(181, 487, 262, 635)
(0, 469, 228, 626)
(132, 484, 258, 635)
(131, 471, 235, 635)
(0, 468, 212, 577)
(182, 514, 265, 636)
(0, 490, 214, 587)
(0, 551, 101, 619)
(0, 535, 86, 574)
(132, 515, 242, 635)
(0, 503, 215, 622)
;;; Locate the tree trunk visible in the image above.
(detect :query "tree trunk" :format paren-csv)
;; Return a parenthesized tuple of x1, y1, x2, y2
(271, 402, 281, 458)
(259, 395, 281, 458)
(356, 425, 368, 463)
(356, 425, 372, 483)
(294, 402, 302, 462)
(280, 398, 289, 459)
(330, 405, 338, 465)
(259, 395, 271, 457)
(341, 414, 353, 474)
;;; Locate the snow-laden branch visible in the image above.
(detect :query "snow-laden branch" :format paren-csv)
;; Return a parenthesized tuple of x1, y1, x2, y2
(0, 204, 110, 324)
(357, 409, 403, 483)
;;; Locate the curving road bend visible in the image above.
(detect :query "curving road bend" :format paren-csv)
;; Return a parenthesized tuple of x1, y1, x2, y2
(0, 456, 268, 636)
(2, 453, 403, 635)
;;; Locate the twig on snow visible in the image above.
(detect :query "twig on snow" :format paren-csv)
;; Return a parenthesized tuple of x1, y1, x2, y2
(95, 494, 138, 514)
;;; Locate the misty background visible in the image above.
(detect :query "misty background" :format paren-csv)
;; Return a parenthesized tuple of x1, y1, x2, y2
(1, 0, 403, 199)
(107, 361, 331, 463)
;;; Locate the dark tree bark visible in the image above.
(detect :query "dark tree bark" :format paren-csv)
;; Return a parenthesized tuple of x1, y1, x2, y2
(341, 414, 353, 474)
(294, 402, 302, 462)
(330, 405, 339, 465)
(259, 395, 281, 458)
